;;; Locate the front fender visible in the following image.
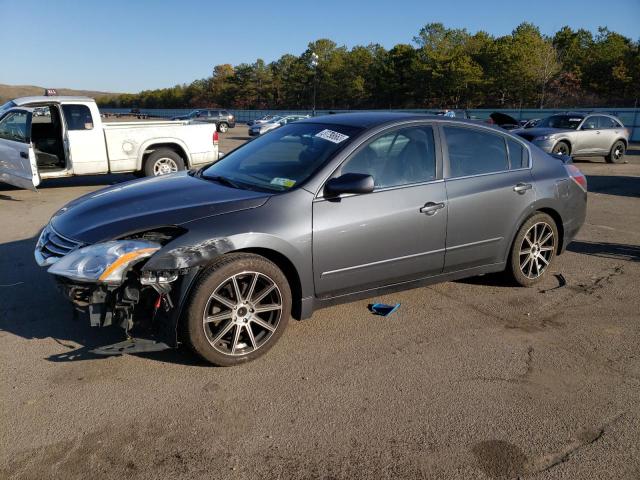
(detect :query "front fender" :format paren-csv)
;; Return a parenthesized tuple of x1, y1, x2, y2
(141, 189, 314, 298)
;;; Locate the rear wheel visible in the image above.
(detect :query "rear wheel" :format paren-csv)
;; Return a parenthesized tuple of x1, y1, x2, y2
(184, 253, 291, 366)
(552, 141, 570, 157)
(508, 213, 558, 287)
(143, 148, 185, 177)
(217, 122, 229, 133)
(605, 140, 626, 164)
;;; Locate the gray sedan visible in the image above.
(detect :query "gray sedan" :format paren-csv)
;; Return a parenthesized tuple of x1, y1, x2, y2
(513, 113, 629, 163)
(35, 113, 587, 366)
(248, 114, 310, 136)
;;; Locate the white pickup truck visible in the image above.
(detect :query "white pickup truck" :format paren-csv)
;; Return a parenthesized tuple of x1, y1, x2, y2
(0, 96, 219, 190)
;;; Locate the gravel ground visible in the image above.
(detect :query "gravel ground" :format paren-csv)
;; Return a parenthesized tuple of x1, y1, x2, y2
(1, 126, 639, 479)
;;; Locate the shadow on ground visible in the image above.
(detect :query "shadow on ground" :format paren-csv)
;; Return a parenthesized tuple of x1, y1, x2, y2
(568, 241, 640, 263)
(585, 175, 640, 198)
(0, 173, 137, 192)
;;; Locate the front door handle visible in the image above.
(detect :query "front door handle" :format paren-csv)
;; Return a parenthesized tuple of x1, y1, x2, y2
(420, 202, 445, 215)
(513, 183, 532, 194)
(20, 151, 29, 159)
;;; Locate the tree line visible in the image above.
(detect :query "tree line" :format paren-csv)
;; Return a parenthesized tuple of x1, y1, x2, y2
(99, 23, 640, 110)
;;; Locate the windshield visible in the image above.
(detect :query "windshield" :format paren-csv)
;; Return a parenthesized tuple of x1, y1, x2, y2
(0, 101, 16, 116)
(537, 115, 584, 130)
(202, 122, 362, 192)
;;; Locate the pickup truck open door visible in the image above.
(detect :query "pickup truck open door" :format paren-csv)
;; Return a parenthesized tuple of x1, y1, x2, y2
(0, 109, 40, 190)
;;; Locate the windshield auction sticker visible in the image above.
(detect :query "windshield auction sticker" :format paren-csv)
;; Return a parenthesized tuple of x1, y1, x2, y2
(270, 177, 296, 188)
(315, 129, 349, 144)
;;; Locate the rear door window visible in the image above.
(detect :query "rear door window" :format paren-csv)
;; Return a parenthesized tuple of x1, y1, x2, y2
(597, 116, 618, 129)
(61, 104, 93, 130)
(444, 126, 509, 177)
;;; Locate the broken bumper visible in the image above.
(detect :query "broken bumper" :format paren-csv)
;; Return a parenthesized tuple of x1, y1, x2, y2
(52, 267, 201, 353)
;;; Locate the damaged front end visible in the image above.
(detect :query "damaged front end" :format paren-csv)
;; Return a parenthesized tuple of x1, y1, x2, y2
(35, 225, 201, 355)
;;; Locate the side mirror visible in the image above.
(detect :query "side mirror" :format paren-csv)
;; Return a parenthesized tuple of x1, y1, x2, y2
(325, 173, 374, 196)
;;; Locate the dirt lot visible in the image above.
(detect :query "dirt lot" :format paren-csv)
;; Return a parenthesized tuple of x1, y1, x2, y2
(1, 125, 639, 479)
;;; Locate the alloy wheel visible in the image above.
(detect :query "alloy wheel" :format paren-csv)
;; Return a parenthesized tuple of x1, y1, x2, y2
(153, 157, 179, 175)
(613, 145, 624, 161)
(202, 271, 283, 356)
(519, 222, 555, 279)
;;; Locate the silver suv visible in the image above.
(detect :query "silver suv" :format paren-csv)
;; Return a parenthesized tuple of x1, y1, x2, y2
(514, 113, 629, 163)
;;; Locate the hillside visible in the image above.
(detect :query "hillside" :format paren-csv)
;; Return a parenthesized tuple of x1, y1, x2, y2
(0, 84, 122, 103)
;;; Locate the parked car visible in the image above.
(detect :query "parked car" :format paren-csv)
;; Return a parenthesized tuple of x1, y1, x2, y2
(522, 118, 541, 129)
(171, 109, 236, 132)
(513, 112, 629, 163)
(248, 114, 309, 136)
(0, 96, 219, 190)
(488, 112, 521, 130)
(35, 112, 587, 366)
(247, 114, 279, 126)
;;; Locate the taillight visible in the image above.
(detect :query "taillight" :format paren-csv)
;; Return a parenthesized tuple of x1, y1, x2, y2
(565, 164, 587, 191)
(213, 130, 219, 145)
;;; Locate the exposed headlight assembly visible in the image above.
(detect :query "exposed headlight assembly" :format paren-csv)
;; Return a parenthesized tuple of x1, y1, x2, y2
(48, 240, 160, 284)
(534, 135, 553, 141)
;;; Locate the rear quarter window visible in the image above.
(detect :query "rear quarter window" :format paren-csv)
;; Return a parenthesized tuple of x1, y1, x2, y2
(507, 138, 529, 169)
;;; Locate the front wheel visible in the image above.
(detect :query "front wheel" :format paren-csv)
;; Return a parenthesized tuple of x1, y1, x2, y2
(184, 253, 291, 366)
(605, 140, 626, 164)
(551, 141, 570, 157)
(217, 122, 229, 133)
(507, 213, 558, 287)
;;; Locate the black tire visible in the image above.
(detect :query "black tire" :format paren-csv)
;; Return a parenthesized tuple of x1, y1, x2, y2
(143, 148, 185, 177)
(605, 140, 626, 164)
(551, 141, 570, 157)
(507, 212, 558, 287)
(183, 253, 291, 366)
(217, 122, 229, 133)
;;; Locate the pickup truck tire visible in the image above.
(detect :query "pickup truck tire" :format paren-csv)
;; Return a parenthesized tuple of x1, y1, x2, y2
(605, 140, 626, 164)
(217, 122, 229, 133)
(144, 149, 185, 177)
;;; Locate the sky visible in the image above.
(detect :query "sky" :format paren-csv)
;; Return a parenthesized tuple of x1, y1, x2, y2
(1, 0, 638, 93)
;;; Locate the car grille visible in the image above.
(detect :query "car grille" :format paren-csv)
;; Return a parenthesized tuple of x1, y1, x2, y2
(36, 224, 83, 265)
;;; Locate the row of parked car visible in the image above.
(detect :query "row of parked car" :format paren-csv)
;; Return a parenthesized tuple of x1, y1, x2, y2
(165, 107, 630, 165)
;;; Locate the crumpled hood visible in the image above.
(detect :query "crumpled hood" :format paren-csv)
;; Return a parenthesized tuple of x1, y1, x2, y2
(513, 127, 574, 137)
(51, 172, 271, 244)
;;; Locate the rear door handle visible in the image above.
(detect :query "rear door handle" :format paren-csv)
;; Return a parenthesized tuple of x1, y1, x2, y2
(513, 183, 532, 194)
(420, 202, 445, 215)
(20, 151, 29, 159)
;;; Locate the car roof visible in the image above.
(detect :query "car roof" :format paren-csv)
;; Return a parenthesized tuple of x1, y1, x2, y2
(13, 96, 94, 106)
(298, 111, 504, 131)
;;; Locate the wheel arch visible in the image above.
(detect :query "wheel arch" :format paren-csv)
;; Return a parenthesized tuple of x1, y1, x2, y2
(536, 207, 564, 255)
(505, 206, 565, 265)
(233, 247, 304, 320)
(553, 138, 572, 154)
(138, 141, 190, 170)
